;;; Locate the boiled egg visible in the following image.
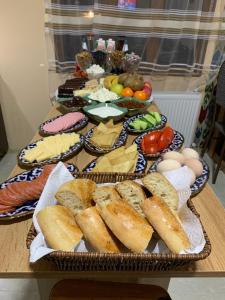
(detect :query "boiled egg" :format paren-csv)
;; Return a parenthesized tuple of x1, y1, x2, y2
(157, 159, 181, 173)
(185, 158, 203, 177)
(186, 167, 196, 185)
(182, 148, 199, 160)
(163, 151, 185, 164)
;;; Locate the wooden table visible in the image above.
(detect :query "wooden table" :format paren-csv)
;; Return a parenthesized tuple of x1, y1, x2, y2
(1, 103, 225, 278)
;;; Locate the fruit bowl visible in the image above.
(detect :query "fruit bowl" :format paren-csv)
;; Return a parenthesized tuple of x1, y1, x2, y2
(103, 73, 153, 102)
(113, 97, 150, 117)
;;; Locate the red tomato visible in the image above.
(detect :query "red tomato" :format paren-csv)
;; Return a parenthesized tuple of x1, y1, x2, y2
(141, 138, 146, 152)
(141, 131, 162, 153)
(144, 143, 158, 154)
(144, 131, 161, 145)
(157, 135, 170, 151)
(157, 127, 174, 151)
(162, 127, 174, 141)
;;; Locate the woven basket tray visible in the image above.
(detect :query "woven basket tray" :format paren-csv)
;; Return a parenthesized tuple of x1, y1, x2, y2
(26, 172, 211, 271)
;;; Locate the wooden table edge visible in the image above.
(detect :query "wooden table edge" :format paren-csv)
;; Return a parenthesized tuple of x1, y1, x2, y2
(1, 271, 225, 279)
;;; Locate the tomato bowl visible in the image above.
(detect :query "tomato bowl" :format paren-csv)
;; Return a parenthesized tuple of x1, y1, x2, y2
(133, 128, 184, 159)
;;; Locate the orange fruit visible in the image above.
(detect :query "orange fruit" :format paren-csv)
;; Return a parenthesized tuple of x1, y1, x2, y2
(134, 90, 148, 101)
(121, 87, 134, 97)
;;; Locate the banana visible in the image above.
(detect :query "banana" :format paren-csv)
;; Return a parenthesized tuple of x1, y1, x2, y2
(111, 77, 119, 86)
(104, 75, 118, 89)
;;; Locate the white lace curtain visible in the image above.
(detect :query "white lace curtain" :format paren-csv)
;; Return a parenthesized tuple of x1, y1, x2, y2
(44, 0, 225, 94)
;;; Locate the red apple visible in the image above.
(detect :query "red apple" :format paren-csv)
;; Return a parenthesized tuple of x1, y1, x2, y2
(143, 86, 152, 97)
(144, 82, 151, 88)
(144, 83, 152, 97)
(143, 87, 150, 97)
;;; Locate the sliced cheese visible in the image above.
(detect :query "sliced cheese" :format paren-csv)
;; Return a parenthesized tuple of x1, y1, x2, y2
(23, 133, 80, 162)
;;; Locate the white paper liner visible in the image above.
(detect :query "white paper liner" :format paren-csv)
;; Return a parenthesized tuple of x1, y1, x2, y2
(30, 162, 206, 262)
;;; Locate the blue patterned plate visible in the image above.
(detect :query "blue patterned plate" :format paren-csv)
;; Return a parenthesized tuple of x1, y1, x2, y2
(124, 113, 167, 134)
(18, 134, 84, 168)
(39, 114, 88, 136)
(0, 164, 78, 220)
(83, 152, 147, 174)
(84, 126, 128, 154)
(147, 157, 210, 196)
(134, 130, 184, 159)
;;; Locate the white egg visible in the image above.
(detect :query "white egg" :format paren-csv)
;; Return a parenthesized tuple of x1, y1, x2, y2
(157, 159, 181, 174)
(163, 151, 185, 164)
(185, 159, 203, 177)
(182, 148, 199, 160)
(186, 167, 196, 185)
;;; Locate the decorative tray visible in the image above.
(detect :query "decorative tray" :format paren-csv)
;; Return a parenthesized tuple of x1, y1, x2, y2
(112, 97, 150, 117)
(83, 103, 127, 123)
(83, 153, 147, 174)
(0, 164, 77, 220)
(84, 126, 128, 154)
(39, 114, 88, 136)
(148, 157, 210, 196)
(134, 130, 184, 159)
(124, 113, 167, 134)
(18, 134, 84, 168)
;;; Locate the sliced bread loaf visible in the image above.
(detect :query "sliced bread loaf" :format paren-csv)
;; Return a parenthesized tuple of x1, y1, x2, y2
(55, 179, 96, 215)
(115, 180, 146, 218)
(142, 172, 178, 211)
(92, 186, 121, 207)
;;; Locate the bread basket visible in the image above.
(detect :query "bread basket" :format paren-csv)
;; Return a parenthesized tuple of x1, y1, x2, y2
(26, 172, 211, 271)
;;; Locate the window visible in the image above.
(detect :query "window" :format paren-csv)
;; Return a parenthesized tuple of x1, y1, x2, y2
(47, 0, 217, 75)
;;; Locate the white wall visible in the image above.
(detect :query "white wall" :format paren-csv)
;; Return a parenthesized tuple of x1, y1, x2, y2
(0, 0, 50, 150)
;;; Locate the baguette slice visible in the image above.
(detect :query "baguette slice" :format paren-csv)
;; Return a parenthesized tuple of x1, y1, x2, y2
(75, 206, 120, 253)
(142, 173, 178, 211)
(115, 180, 146, 218)
(141, 196, 191, 254)
(37, 205, 83, 251)
(55, 179, 96, 214)
(95, 198, 153, 253)
(92, 186, 121, 206)
(93, 185, 153, 252)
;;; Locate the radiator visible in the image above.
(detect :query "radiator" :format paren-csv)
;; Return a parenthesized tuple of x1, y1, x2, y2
(153, 92, 202, 147)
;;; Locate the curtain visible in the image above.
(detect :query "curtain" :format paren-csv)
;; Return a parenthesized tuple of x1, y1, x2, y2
(44, 0, 225, 95)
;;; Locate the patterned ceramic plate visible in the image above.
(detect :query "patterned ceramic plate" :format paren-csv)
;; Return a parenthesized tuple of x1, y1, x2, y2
(134, 130, 184, 159)
(83, 152, 147, 174)
(39, 114, 88, 136)
(18, 134, 84, 168)
(147, 157, 210, 196)
(124, 113, 167, 134)
(0, 164, 78, 220)
(84, 126, 128, 154)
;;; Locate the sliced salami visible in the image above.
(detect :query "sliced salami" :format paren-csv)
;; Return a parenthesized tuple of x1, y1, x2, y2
(0, 204, 14, 213)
